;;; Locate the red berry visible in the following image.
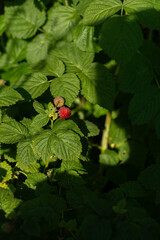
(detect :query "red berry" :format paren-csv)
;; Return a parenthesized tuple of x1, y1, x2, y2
(53, 96, 64, 108)
(59, 106, 71, 119)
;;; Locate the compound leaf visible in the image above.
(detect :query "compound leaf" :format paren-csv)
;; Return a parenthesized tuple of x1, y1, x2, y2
(4, 0, 46, 39)
(50, 42, 94, 73)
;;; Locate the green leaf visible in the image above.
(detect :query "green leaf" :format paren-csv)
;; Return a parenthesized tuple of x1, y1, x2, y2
(0, 86, 23, 107)
(73, 22, 95, 52)
(76, 120, 100, 137)
(23, 218, 40, 237)
(50, 42, 94, 73)
(31, 113, 49, 128)
(128, 85, 160, 125)
(155, 112, 160, 140)
(138, 218, 160, 240)
(138, 164, 160, 191)
(20, 117, 43, 136)
(120, 181, 146, 198)
(124, 0, 160, 30)
(50, 73, 80, 107)
(18, 161, 40, 173)
(84, 120, 100, 137)
(52, 118, 83, 136)
(113, 221, 140, 240)
(118, 141, 130, 163)
(109, 118, 130, 147)
(33, 130, 54, 163)
(79, 214, 112, 240)
(57, 170, 85, 188)
(76, 0, 92, 15)
(20, 194, 66, 234)
(83, 0, 122, 25)
(25, 172, 47, 190)
(2, 62, 33, 83)
(26, 34, 49, 64)
(37, 55, 65, 77)
(123, 0, 152, 12)
(93, 104, 108, 118)
(0, 120, 28, 144)
(17, 138, 39, 169)
(11, 72, 49, 99)
(99, 15, 143, 65)
(78, 63, 115, 109)
(6, 38, 27, 62)
(33, 100, 45, 114)
(0, 188, 21, 217)
(4, 0, 46, 39)
(0, 15, 6, 35)
(119, 53, 153, 93)
(140, 40, 160, 75)
(52, 130, 82, 160)
(99, 149, 119, 166)
(31, 113, 49, 129)
(61, 160, 87, 174)
(0, 38, 27, 69)
(34, 129, 81, 164)
(0, 54, 14, 69)
(43, 5, 77, 39)
(0, 161, 12, 183)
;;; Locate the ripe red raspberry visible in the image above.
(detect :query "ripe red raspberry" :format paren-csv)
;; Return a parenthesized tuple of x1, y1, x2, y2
(53, 96, 64, 108)
(59, 106, 71, 119)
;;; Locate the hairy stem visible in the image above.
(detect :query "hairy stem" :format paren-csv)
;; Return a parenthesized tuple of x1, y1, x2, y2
(121, 0, 126, 16)
(51, 119, 53, 129)
(65, 0, 69, 6)
(101, 111, 111, 152)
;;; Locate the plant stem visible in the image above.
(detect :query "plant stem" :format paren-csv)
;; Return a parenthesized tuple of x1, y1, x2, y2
(51, 119, 53, 129)
(101, 111, 111, 153)
(38, 27, 45, 33)
(121, 0, 126, 16)
(44, 160, 49, 169)
(65, 0, 69, 6)
(154, 74, 160, 88)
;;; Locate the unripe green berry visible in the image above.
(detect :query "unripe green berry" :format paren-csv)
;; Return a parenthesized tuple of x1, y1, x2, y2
(53, 96, 64, 108)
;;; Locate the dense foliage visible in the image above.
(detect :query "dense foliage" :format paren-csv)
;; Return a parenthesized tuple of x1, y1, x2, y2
(0, 0, 160, 239)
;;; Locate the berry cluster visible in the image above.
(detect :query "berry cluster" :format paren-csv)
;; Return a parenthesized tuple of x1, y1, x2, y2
(53, 96, 71, 119)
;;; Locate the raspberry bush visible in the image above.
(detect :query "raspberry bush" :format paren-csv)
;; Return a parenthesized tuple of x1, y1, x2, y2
(0, 0, 160, 239)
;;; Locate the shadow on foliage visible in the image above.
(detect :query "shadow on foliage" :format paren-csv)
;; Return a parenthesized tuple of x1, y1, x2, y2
(1, 166, 160, 240)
